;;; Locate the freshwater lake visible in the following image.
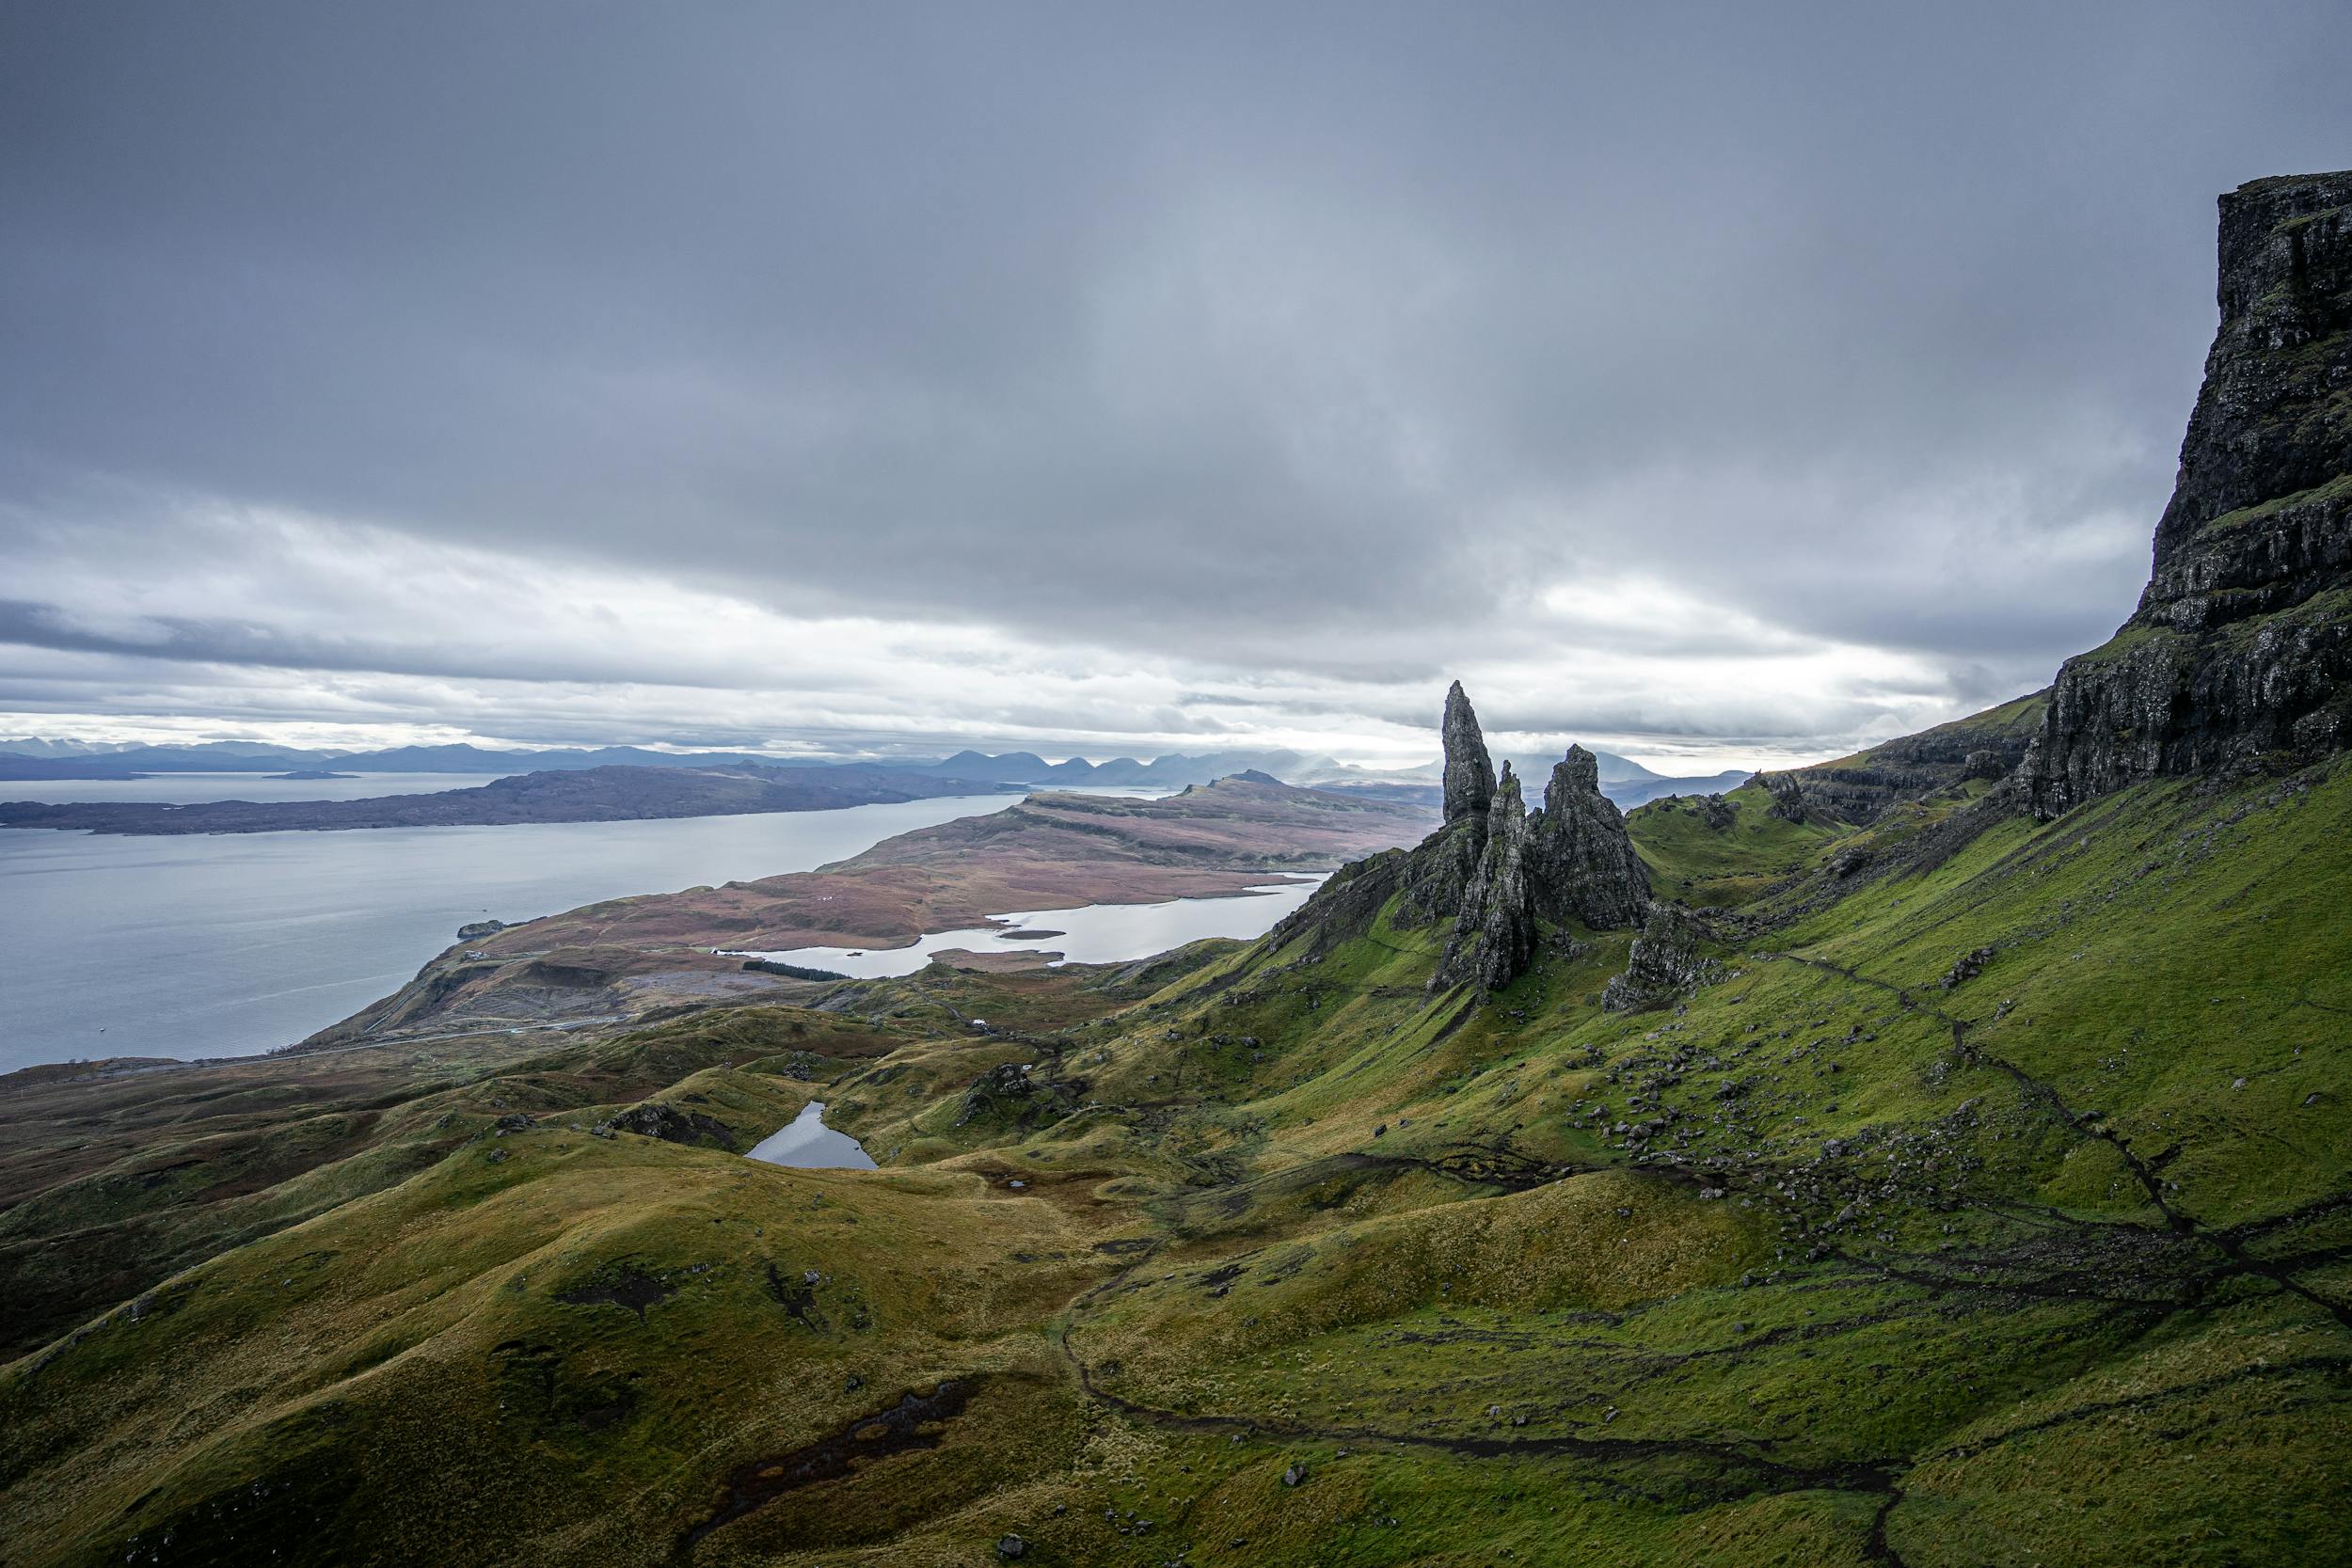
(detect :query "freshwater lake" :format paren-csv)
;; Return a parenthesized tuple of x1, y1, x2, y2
(746, 1101, 877, 1169)
(0, 781, 1305, 1078)
(738, 877, 1325, 978)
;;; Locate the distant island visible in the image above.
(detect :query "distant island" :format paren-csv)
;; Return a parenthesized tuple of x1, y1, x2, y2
(268, 769, 356, 781)
(0, 757, 152, 781)
(0, 763, 1018, 835)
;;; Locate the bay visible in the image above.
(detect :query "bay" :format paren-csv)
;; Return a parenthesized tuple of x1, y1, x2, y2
(0, 792, 1039, 1073)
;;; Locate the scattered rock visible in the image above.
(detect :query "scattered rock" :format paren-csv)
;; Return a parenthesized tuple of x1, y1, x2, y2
(1941, 947, 1995, 989)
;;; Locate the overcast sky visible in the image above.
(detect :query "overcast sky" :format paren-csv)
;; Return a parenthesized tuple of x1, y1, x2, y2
(3, 3, 2347, 771)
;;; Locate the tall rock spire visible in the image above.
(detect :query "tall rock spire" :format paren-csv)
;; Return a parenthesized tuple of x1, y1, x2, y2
(1274, 684, 1658, 992)
(1435, 762, 1535, 993)
(1440, 680, 1495, 824)
(1526, 744, 1652, 929)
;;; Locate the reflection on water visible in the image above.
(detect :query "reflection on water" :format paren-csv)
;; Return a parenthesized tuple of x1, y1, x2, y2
(745, 1101, 878, 1169)
(738, 876, 1326, 978)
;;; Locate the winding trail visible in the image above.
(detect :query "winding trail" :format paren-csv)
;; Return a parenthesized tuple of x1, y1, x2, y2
(1762, 949, 2352, 1331)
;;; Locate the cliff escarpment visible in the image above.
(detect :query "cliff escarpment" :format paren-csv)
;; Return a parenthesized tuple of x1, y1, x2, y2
(2025, 169, 2352, 815)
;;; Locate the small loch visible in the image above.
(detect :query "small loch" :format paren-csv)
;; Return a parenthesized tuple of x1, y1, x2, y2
(745, 1101, 878, 1170)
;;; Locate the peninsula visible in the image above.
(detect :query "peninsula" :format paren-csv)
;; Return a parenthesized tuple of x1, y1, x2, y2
(0, 762, 1018, 834)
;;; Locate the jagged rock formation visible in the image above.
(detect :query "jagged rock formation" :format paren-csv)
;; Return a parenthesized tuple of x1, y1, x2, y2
(596, 1101, 739, 1149)
(1440, 680, 1495, 823)
(2025, 169, 2352, 816)
(1434, 763, 1537, 992)
(1275, 685, 1649, 993)
(1525, 745, 1653, 927)
(1601, 904, 1722, 1012)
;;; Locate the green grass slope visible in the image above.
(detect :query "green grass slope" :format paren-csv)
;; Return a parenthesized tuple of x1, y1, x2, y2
(5, 757, 2349, 1566)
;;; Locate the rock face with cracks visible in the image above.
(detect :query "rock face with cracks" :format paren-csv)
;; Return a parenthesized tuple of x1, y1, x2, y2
(1439, 680, 1496, 824)
(1600, 903, 1723, 1012)
(1526, 745, 1653, 929)
(1434, 763, 1538, 993)
(2025, 169, 2352, 816)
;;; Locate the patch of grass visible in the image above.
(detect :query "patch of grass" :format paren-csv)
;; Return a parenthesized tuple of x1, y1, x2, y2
(1629, 781, 1849, 906)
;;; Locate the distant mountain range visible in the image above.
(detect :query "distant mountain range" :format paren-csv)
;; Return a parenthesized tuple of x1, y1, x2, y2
(0, 736, 1760, 805)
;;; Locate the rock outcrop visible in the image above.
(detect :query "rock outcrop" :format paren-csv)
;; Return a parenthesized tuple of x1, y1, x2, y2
(1765, 693, 2047, 826)
(1434, 763, 1537, 992)
(2024, 169, 2352, 816)
(1275, 684, 1655, 993)
(1525, 745, 1652, 927)
(1601, 905, 1723, 1012)
(1440, 681, 1495, 823)
(596, 1101, 739, 1149)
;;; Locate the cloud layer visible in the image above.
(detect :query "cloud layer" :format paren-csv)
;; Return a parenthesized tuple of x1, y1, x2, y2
(4, 4, 2348, 769)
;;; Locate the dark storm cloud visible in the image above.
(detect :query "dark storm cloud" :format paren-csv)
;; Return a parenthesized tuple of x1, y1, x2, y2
(2, 1, 2348, 759)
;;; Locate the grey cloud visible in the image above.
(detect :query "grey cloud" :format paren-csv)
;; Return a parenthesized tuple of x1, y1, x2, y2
(3, 2, 2349, 758)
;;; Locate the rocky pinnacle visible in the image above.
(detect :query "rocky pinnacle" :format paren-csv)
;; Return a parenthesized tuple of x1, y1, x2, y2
(1435, 761, 1536, 992)
(1440, 680, 1495, 824)
(1431, 731, 1652, 995)
(1288, 684, 1659, 996)
(1527, 744, 1652, 929)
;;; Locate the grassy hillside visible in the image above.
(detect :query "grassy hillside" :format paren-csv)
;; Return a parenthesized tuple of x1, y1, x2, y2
(1628, 779, 1849, 906)
(5, 753, 2349, 1566)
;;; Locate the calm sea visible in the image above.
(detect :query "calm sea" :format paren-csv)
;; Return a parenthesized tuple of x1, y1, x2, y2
(0, 784, 1260, 1076)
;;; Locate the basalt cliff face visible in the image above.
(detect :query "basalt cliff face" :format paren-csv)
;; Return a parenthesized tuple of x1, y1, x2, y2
(2024, 169, 2352, 816)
